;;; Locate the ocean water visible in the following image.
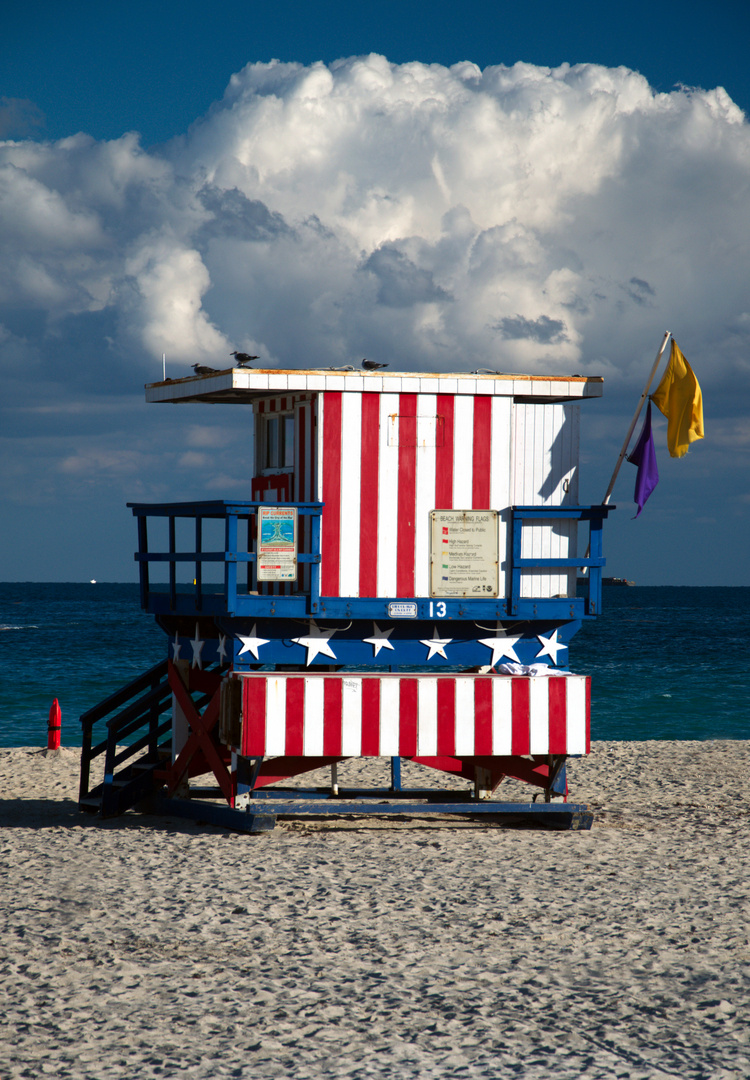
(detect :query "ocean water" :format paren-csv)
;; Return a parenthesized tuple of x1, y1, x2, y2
(0, 583, 164, 750)
(574, 586, 750, 741)
(1, 583, 748, 747)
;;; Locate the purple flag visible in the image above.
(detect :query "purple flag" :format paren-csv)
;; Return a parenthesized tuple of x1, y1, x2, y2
(627, 401, 659, 517)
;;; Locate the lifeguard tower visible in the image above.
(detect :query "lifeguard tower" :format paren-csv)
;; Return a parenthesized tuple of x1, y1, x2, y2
(79, 366, 611, 830)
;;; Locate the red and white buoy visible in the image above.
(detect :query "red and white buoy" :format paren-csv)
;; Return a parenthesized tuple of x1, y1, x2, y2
(47, 699, 61, 751)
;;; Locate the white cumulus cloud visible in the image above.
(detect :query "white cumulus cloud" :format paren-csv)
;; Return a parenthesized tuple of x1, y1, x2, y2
(1, 55, 748, 393)
(0, 55, 748, 386)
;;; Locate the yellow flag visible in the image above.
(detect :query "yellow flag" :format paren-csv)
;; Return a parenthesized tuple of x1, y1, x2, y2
(651, 339, 704, 458)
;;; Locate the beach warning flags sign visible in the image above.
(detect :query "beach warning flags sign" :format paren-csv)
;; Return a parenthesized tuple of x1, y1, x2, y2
(650, 339, 704, 458)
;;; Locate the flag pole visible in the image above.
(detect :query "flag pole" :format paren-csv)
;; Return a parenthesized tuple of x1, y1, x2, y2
(601, 330, 671, 505)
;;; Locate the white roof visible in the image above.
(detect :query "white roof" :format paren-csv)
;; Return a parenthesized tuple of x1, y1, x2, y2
(145, 367, 603, 404)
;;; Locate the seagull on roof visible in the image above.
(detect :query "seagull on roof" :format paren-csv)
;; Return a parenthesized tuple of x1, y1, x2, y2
(191, 364, 219, 375)
(231, 351, 259, 367)
(362, 359, 388, 370)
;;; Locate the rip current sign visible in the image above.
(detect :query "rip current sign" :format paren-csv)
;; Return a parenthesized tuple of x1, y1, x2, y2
(429, 510, 499, 598)
(258, 506, 298, 582)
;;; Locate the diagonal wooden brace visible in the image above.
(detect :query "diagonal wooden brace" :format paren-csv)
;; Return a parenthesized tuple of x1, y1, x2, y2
(158, 660, 234, 805)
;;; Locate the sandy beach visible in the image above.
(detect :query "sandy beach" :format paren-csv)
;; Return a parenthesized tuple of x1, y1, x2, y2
(1, 741, 748, 1079)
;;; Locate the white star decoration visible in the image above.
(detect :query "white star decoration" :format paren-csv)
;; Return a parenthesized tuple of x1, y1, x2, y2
(292, 621, 338, 665)
(237, 624, 270, 660)
(536, 629, 566, 663)
(190, 623, 204, 670)
(363, 622, 395, 657)
(420, 625, 453, 661)
(478, 627, 523, 667)
(172, 631, 181, 662)
(217, 634, 228, 665)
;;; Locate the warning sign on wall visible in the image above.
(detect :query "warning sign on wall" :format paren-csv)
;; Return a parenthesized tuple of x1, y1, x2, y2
(257, 506, 298, 582)
(429, 510, 499, 598)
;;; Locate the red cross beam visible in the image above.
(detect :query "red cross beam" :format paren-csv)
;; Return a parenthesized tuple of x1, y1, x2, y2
(156, 660, 234, 806)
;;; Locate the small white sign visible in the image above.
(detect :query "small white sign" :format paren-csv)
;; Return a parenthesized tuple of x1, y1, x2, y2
(388, 601, 419, 619)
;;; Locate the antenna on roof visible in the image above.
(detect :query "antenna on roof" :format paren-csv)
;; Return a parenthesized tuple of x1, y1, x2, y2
(162, 353, 166, 381)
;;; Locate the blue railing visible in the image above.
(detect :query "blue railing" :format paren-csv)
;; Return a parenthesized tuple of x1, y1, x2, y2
(128, 500, 611, 621)
(510, 505, 613, 617)
(128, 500, 323, 617)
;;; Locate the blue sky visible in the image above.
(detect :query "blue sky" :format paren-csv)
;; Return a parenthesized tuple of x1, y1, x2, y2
(4, 1, 749, 146)
(1, 0, 749, 584)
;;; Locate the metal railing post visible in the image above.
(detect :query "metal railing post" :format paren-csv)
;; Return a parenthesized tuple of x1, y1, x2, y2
(195, 515, 203, 611)
(168, 515, 176, 611)
(225, 510, 238, 615)
(310, 510, 321, 613)
(510, 514, 523, 615)
(136, 513, 149, 610)
(588, 513, 604, 615)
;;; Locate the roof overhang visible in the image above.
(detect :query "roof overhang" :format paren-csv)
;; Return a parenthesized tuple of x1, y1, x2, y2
(145, 367, 604, 405)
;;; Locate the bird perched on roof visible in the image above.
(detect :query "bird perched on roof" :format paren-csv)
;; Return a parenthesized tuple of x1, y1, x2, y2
(362, 359, 388, 370)
(191, 364, 218, 375)
(231, 351, 259, 367)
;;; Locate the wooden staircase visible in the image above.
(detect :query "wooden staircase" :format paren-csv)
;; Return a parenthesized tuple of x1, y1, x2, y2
(79, 660, 173, 818)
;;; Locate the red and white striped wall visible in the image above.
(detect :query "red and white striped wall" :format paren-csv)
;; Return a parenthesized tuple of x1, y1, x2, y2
(240, 672, 590, 758)
(252, 389, 580, 601)
(319, 390, 513, 598)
